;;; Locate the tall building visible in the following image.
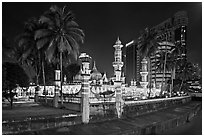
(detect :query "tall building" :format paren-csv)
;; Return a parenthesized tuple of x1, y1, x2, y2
(125, 11, 188, 88)
(125, 40, 141, 86)
(150, 11, 188, 88)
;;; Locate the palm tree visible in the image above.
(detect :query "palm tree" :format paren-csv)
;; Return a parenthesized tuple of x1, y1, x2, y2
(35, 5, 85, 105)
(16, 17, 48, 103)
(155, 46, 185, 96)
(138, 28, 159, 98)
(167, 44, 183, 95)
(177, 62, 194, 92)
(155, 51, 166, 94)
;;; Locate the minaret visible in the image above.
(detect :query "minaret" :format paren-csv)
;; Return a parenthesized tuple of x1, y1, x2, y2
(92, 61, 97, 71)
(112, 37, 124, 118)
(140, 58, 149, 88)
(112, 37, 124, 82)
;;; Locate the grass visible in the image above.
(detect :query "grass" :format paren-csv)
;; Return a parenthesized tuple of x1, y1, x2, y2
(2, 101, 79, 121)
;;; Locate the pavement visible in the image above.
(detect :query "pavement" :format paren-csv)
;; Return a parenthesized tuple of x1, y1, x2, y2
(160, 108, 202, 135)
(19, 101, 201, 135)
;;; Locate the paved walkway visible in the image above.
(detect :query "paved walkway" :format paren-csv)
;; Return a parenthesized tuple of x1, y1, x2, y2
(22, 101, 201, 135)
(160, 108, 202, 135)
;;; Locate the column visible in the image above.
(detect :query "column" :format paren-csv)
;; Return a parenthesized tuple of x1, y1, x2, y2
(81, 73, 90, 123)
(115, 81, 123, 118)
(34, 85, 39, 102)
(79, 53, 91, 124)
(53, 70, 60, 108)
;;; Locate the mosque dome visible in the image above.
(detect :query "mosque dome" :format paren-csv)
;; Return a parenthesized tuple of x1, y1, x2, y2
(90, 61, 102, 81)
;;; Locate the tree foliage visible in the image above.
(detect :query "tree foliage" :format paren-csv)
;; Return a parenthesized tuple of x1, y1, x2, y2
(35, 5, 85, 63)
(64, 63, 81, 82)
(138, 28, 159, 58)
(2, 62, 30, 108)
(15, 17, 47, 85)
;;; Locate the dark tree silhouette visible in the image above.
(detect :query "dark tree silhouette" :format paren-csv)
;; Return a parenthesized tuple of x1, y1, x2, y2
(35, 5, 85, 105)
(64, 63, 81, 82)
(138, 28, 159, 98)
(2, 62, 30, 109)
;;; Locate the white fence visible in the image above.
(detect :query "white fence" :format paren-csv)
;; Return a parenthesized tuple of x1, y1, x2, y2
(15, 84, 161, 102)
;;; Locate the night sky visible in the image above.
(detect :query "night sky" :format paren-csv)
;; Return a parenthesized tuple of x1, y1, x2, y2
(2, 2, 202, 78)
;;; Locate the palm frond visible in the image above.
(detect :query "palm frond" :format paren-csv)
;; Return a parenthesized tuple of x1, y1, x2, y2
(35, 29, 52, 40)
(65, 20, 79, 28)
(38, 5, 85, 65)
(39, 15, 54, 26)
(64, 11, 75, 22)
(45, 39, 56, 62)
(50, 5, 59, 13)
(36, 38, 50, 50)
(58, 36, 67, 52)
(68, 32, 84, 44)
(63, 36, 72, 54)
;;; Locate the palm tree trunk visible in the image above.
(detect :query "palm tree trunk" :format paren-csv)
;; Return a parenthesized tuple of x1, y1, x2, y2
(171, 66, 176, 96)
(42, 61, 47, 103)
(60, 52, 63, 105)
(148, 57, 152, 98)
(170, 68, 173, 97)
(9, 90, 13, 109)
(154, 53, 157, 88)
(36, 74, 39, 92)
(179, 64, 187, 93)
(36, 74, 39, 86)
(161, 52, 167, 96)
(179, 79, 184, 93)
(161, 34, 168, 96)
(36, 52, 41, 94)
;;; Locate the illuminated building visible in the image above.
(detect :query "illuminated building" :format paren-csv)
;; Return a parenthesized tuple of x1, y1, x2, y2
(125, 11, 188, 88)
(125, 40, 141, 86)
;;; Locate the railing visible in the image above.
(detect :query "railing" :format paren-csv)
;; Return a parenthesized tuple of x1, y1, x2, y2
(38, 96, 54, 100)
(61, 95, 81, 104)
(89, 96, 115, 103)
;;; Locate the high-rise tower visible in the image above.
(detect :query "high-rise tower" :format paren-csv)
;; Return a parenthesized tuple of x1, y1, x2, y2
(150, 11, 188, 87)
(125, 11, 188, 88)
(125, 40, 141, 86)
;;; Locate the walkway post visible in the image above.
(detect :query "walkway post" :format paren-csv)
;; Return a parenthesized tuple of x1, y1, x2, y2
(115, 80, 123, 118)
(80, 53, 91, 124)
(53, 70, 60, 108)
(34, 85, 39, 102)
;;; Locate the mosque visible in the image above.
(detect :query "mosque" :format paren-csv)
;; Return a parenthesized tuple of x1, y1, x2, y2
(72, 37, 126, 90)
(14, 37, 160, 101)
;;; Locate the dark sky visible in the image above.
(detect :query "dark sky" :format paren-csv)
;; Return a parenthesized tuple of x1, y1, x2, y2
(2, 2, 202, 77)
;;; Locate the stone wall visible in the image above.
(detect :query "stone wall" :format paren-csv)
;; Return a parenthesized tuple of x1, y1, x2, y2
(38, 96, 54, 107)
(2, 114, 81, 135)
(119, 102, 201, 135)
(63, 103, 81, 112)
(123, 96, 191, 117)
